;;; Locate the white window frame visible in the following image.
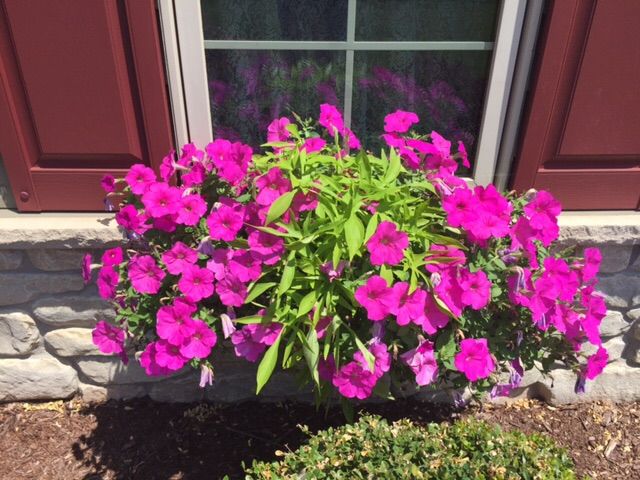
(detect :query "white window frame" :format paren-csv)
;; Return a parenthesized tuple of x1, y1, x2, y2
(158, 0, 527, 185)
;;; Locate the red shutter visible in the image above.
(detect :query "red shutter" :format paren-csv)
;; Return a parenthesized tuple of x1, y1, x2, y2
(512, 0, 640, 210)
(0, 0, 173, 211)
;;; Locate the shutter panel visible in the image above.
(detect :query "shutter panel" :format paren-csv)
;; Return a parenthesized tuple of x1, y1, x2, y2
(0, 0, 173, 211)
(512, 0, 640, 210)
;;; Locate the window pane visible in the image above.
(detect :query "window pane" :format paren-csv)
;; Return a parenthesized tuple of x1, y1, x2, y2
(356, 0, 500, 41)
(351, 51, 493, 166)
(201, 0, 347, 41)
(205, 50, 345, 146)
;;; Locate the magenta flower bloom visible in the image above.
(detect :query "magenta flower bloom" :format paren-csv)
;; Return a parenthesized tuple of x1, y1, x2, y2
(159, 150, 177, 182)
(115, 205, 148, 234)
(384, 110, 419, 134)
(301, 137, 326, 153)
(354, 275, 395, 321)
(291, 190, 319, 215)
(318, 354, 336, 382)
(248, 230, 285, 266)
(162, 241, 198, 275)
(156, 298, 197, 345)
(584, 347, 608, 380)
(141, 183, 182, 218)
(442, 187, 478, 228)
(101, 247, 123, 267)
(181, 162, 206, 188)
(524, 190, 561, 223)
(354, 341, 391, 378)
(178, 265, 214, 302)
(82, 253, 92, 284)
(100, 175, 116, 193)
(125, 164, 156, 195)
(92, 321, 125, 355)
(459, 269, 492, 310)
(320, 260, 346, 283)
(581, 247, 602, 282)
(390, 283, 427, 326)
(425, 244, 467, 273)
(332, 361, 377, 399)
(267, 117, 291, 143)
(255, 167, 292, 206)
(128, 255, 165, 294)
(206, 248, 233, 281)
(217, 274, 248, 307)
(366, 221, 409, 266)
(417, 294, 450, 335)
(97, 265, 119, 299)
(400, 340, 438, 386)
(229, 250, 262, 283)
(180, 320, 217, 359)
(177, 193, 207, 226)
(154, 339, 188, 371)
(207, 204, 244, 241)
(457, 141, 470, 168)
(207, 139, 252, 186)
(229, 322, 281, 362)
(454, 338, 496, 382)
(319, 103, 345, 136)
(253, 322, 283, 346)
(139, 342, 172, 376)
(343, 128, 361, 150)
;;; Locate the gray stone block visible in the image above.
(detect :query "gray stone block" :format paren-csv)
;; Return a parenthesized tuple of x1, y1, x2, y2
(627, 308, 640, 323)
(28, 249, 86, 272)
(32, 292, 115, 327)
(0, 310, 40, 356)
(596, 274, 640, 308)
(598, 311, 629, 338)
(148, 374, 206, 403)
(0, 272, 84, 306)
(0, 356, 78, 401)
(598, 245, 633, 273)
(0, 251, 22, 271)
(75, 357, 174, 385)
(79, 382, 147, 403)
(44, 328, 103, 357)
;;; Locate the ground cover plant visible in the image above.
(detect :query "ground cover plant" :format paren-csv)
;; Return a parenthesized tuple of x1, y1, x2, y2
(88, 104, 609, 408)
(245, 414, 578, 479)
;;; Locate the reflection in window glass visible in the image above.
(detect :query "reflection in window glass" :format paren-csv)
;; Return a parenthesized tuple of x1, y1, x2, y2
(356, 0, 500, 41)
(352, 51, 493, 162)
(201, 0, 347, 41)
(205, 50, 345, 146)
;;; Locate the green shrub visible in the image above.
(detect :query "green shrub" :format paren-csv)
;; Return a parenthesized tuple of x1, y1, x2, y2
(245, 415, 577, 479)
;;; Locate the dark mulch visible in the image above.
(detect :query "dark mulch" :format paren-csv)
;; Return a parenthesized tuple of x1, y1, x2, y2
(0, 397, 638, 479)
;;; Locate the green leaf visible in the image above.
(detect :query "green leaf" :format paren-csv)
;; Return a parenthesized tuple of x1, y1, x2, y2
(303, 328, 320, 386)
(277, 256, 296, 296)
(266, 190, 296, 225)
(245, 282, 276, 304)
(256, 331, 282, 394)
(354, 336, 375, 372)
(297, 290, 317, 317)
(380, 265, 394, 285)
(344, 214, 364, 260)
(363, 213, 379, 243)
(383, 148, 401, 184)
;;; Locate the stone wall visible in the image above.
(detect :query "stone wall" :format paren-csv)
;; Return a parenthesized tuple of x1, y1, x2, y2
(0, 213, 638, 404)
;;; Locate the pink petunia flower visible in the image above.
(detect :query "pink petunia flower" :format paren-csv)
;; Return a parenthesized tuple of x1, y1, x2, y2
(383, 110, 419, 134)
(459, 269, 492, 310)
(156, 298, 197, 345)
(141, 183, 182, 218)
(255, 167, 292, 207)
(177, 193, 208, 226)
(366, 221, 409, 266)
(442, 187, 477, 228)
(180, 320, 217, 359)
(424, 244, 467, 273)
(207, 204, 244, 241)
(101, 247, 123, 267)
(457, 141, 470, 168)
(318, 355, 336, 382)
(216, 274, 248, 307)
(230, 325, 266, 362)
(332, 361, 377, 399)
(320, 260, 346, 283)
(159, 150, 177, 182)
(390, 282, 427, 326)
(301, 137, 326, 153)
(319, 103, 345, 136)
(400, 339, 438, 386)
(82, 253, 92, 284)
(454, 338, 496, 382)
(267, 117, 291, 143)
(417, 294, 450, 335)
(354, 275, 395, 321)
(97, 265, 119, 299)
(206, 248, 233, 281)
(115, 205, 148, 234)
(181, 162, 206, 188)
(580, 247, 602, 283)
(248, 230, 285, 266)
(354, 341, 391, 378)
(162, 241, 198, 275)
(584, 347, 608, 380)
(207, 140, 252, 186)
(125, 164, 156, 195)
(178, 265, 214, 302)
(139, 342, 173, 376)
(128, 255, 165, 294)
(154, 339, 188, 371)
(92, 320, 125, 355)
(101, 175, 116, 193)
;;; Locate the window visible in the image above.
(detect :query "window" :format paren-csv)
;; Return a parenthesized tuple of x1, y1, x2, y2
(160, 0, 526, 182)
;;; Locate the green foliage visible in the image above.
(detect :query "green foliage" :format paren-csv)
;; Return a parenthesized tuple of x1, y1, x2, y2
(245, 415, 578, 480)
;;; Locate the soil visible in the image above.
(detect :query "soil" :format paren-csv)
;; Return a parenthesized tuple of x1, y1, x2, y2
(0, 398, 638, 479)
